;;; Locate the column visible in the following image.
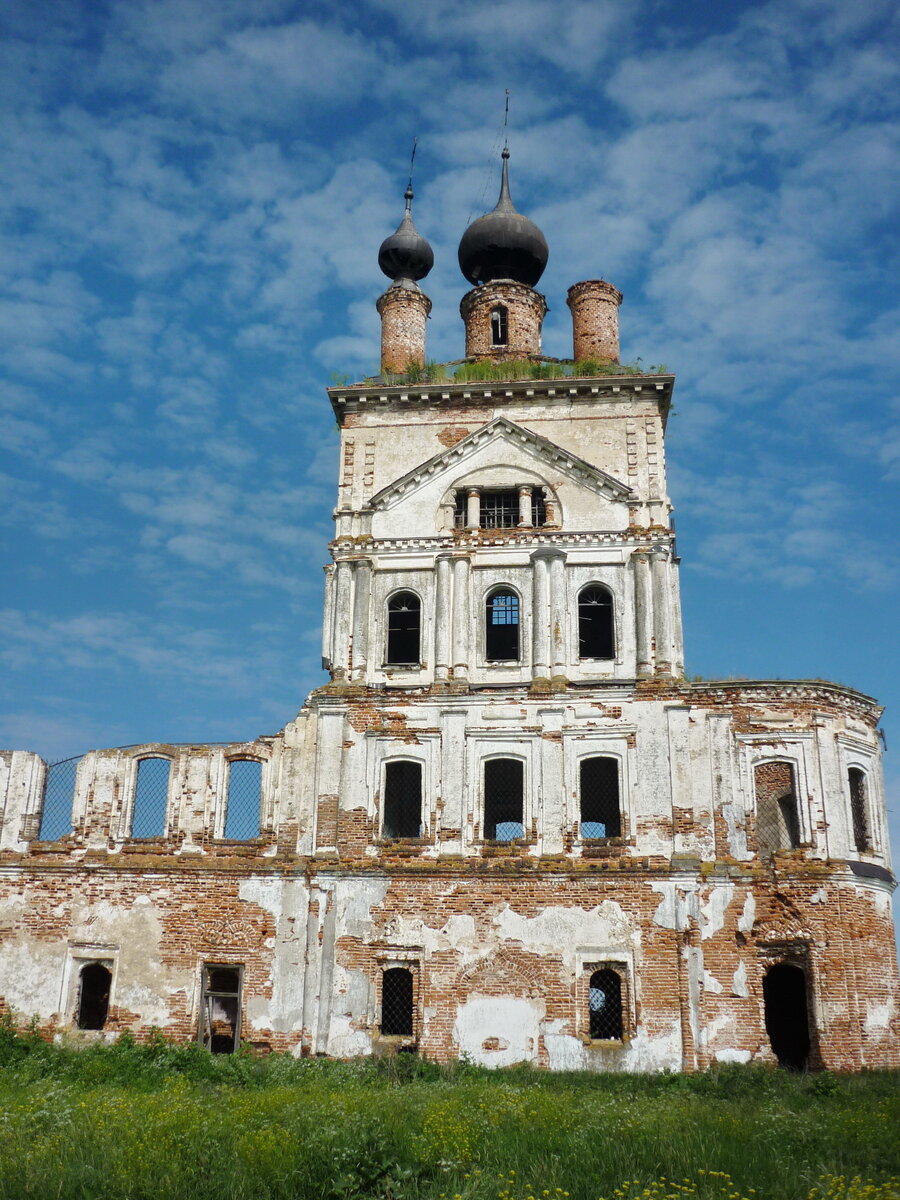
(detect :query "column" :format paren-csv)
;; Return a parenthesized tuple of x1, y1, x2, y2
(632, 549, 653, 678)
(466, 489, 480, 530)
(350, 558, 372, 681)
(434, 554, 452, 681)
(543, 493, 559, 526)
(549, 551, 567, 677)
(530, 550, 550, 680)
(451, 556, 470, 681)
(517, 485, 533, 527)
(331, 558, 353, 680)
(650, 544, 673, 676)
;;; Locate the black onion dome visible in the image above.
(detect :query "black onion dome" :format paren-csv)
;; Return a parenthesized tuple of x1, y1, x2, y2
(458, 149, 548, 287)
(378, 186, 434, 285)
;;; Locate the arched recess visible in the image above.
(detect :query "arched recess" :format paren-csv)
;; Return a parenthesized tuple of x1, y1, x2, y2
(76, 962, 112, 1030)
(386, 590, 421, 666)
(382, 759, 423, 839)
(578, 584, 615, 660)
(490, 304, 508, 347)
(131, 756, 172, 838)
(754, 761, 800, 857)
(848, 766, 870, 853)
(485, 586, 521, 661)
(763, 962, 811, 1071)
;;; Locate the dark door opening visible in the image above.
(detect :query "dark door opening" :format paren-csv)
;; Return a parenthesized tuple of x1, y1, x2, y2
(76, 962, 112, 1030)
(763, 962, 811, 1071)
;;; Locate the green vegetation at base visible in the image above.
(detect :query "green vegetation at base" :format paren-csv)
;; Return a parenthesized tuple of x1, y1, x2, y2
(0, 1026, 897, 1200)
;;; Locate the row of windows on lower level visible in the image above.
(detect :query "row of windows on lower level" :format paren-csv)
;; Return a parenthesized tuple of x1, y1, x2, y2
(387, 584, 615, 665)
(39, 754, 876, 856)
(71, 957, 815, 1070)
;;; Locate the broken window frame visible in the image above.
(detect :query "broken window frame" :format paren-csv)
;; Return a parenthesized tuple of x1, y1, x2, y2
(579, 755, 622, 840)
(490, 304, 509, 347)
(485, 587, 521, 662)
(199, 963, 243, 1055)
(130, 755, 172, 839)
(577, 584, 615, 660)
(483, 756, 525, 842)
(385, 590, 422, 666)
(848, 766, 871, 853)
(222, 757, 263, 841)
(75, 960, 113, 1031)
(382, 759, 424, 840)
(379, 965, 416, 1039)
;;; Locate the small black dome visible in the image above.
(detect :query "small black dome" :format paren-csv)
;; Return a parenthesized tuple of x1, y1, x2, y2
(458, 149, 548, 288)
(378, 186, 434, 285)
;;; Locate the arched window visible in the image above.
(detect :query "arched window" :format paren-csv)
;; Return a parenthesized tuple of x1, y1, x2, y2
(485, 588, 520, 661)
(490, 305, 508, 347)
(578, 585, 614, 659)
(381, 967, 414, 1036)
(383, 761, 423, 839)
(131, 756, 171, 838)
(589, 968, 624, 1040)
(386, 592, 421, 665)
(484, 757, 524, 842)
(224, 758, 262, 840)
(848, 767, 870, 853)
(37, 754, 81, 841)
(76, 962, 112, 1030)
(580, 756, 621, 839)
(754, 762, 800, 857)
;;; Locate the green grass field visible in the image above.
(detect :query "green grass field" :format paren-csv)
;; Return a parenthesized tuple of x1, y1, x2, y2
(1, 1027, 897, 1200)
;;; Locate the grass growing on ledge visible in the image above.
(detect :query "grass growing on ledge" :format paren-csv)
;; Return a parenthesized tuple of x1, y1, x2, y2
(349, 358, 670, 388)
(0, 1026, 898, 1200)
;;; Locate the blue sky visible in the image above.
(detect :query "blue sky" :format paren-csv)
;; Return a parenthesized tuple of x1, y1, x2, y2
(2, 0, 899, 888)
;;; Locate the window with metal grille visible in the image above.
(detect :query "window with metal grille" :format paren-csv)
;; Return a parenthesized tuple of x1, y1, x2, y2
(589, 968, 624, 1040)
(480, 490, 519, 528)
(386, 591, 421, 665)
(580, 756, 621, 839)
(199, 964, 242, 1054)
(76, 962, 112, 1031)
(383, 760, 423, 839)
(224, 758, 262, 840)
(453, 490, 467, 528)
(754, 762, 800, 857)
(578, 585, 615, 659)
(381, 967, 414, 1036)
(483, 757, 524, 841)
(131, 756, 171, 838)
(848, 767, 870, 853)
(531, 487, 547, 527)
(37, 754, 82, 841)
(485, 588, 520, 661)
(490, 305, 508, 346)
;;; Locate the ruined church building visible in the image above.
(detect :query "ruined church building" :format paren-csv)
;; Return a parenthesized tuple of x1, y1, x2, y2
(2, 150, 898, 1071)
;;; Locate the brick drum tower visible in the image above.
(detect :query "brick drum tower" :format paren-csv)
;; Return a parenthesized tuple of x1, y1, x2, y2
(1, 151, 898, 1071)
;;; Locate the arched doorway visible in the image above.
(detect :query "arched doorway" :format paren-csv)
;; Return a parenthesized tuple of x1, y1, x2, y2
(763, 962, 810, 1070)
(77, 962, 112, 1030)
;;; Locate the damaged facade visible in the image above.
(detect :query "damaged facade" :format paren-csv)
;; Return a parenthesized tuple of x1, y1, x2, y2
(1, 151, 898, 1072)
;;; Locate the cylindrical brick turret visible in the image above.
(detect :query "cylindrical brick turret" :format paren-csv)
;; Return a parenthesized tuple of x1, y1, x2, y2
(376, 285, 432, 375)
(567, 279, 623, 364)
(459, 280, 547, 361)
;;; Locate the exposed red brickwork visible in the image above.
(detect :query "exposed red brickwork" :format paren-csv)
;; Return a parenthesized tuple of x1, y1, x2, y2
(567, 280, 623, 364)
(376, 286, 431, 373)
(460, 281, 547, 360)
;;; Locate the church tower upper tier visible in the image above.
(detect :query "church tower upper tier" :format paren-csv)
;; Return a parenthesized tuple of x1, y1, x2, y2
(327, 151, 682, 691)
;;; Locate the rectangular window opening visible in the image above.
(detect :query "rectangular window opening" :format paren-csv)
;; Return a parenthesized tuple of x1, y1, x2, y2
(484, 758, 524, 842)
(383, 761, 423, 839)
(200, 964, 242, 1054)
(480, 490, 519, 529)
(580, 757, 621, 839)
(381, 966, 415, 1038)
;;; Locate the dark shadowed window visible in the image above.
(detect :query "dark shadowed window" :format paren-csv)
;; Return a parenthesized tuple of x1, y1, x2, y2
(580, 757, 621, 839)
(848, 768, 870, 853)
(381, 967, 414, 1036)
(578, 585, 614, 659)
(531, 487, 547, 527)
(200, 964, 242, 1054)
(589, 968, 624, 1040)
(76, 962, 111, 1030)
(490, 305, 508, 346)
(224, 759, 262, 840)
(484, 758, 524, 841)
(386, 592, 421, 665)
(755, 762, 800, 857)
(485, 588, 520, 660)
(480, 490, 519, 528)
(132, 757, 171, 838)
(383, 761, 423, 839)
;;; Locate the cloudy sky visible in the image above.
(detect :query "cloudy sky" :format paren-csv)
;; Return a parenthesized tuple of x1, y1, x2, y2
(2, 0, 899, 872)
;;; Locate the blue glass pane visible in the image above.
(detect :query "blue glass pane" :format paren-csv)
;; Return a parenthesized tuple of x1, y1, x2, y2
(132, 757, 170, 838)
(494, 821, 524, 843)
(581, 821, 606, 839)
(224, 759, 262, 839)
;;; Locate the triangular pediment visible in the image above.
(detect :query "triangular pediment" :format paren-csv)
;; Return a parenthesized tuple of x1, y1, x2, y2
(369, 417, 634, 511)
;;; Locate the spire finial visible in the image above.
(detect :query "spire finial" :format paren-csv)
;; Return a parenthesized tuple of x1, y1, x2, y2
(503, 89, 510, 151)
(404, 137, 417, 212)
(378, 142, 433, 286)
